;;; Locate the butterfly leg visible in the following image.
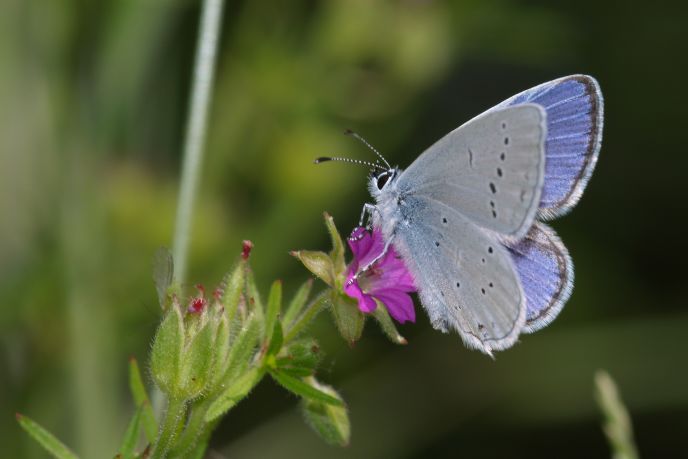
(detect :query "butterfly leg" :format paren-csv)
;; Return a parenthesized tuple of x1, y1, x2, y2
(358, 203, 380, 231)
(346, 232, 395, 286)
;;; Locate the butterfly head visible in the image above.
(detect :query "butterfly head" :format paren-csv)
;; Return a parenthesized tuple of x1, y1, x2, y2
(369, 167, 399, 196)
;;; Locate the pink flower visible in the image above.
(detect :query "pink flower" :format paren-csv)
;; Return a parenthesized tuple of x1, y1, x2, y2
(344, 227, 417, 323)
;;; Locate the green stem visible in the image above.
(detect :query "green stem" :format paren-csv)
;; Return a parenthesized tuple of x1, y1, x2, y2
(151, 398, 187, 459)
(284, 292, 328, 344)
(172, 0, 226, 283)
(168, 400, 211, 458)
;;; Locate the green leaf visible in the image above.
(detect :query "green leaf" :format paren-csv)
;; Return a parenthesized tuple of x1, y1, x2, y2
(324, 212, 346, 280)
(119, 404, 143, 458)
(205, 368, 265, 422)
(372, 300, 407, 345)
(330, 293, 365, 346)
(223, 313, 260, 382)
(269, 370, 344, 407)
(282, 279, 313, 328)
(275, 338, 321, 378)
(150, 308, 184, 394)
(264, 280, 282, 344)
(301, 379, 350, 447)
(152, 248, 174, 309)
(266, 320, 283, 357)
(128, 357, 157, 442)
(178, 322, 215, 399)
(284, 292, 328, 344)
(16, 414, 79, 459)
(290, 250, 334, 287)
(221, 258, 246, 325)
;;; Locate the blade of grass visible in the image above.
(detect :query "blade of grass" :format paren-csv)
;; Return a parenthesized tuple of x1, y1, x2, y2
(16, 414, 79, 459)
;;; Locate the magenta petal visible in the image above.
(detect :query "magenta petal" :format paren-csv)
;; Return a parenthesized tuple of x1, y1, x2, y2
(343, 279, 377, 313)
(347, 227, 386, 273)
(374, 290, 415, 323)
(374, 250, 416, 291)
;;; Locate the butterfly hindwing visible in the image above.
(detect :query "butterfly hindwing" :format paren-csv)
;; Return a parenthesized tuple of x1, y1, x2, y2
(391, 193, 526, 355)
(505, 221, 573, 333)
(397, 104, 547, 241)
(495, 75, 604, 218)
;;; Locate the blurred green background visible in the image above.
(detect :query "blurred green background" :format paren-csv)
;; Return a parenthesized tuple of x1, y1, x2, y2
(2, 0, 687, 457)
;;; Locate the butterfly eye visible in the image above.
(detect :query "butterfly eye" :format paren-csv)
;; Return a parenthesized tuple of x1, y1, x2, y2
(376, 173, 390, 190)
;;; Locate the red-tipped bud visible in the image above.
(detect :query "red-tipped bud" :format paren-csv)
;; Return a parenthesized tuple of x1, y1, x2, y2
(242, 240, 254, 260)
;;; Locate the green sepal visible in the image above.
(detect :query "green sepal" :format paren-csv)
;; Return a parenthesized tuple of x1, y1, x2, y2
(128, 357, 157, 442)
(178, 322, 215, 399)
(301, 379, 350, 447)
(208, 312, 231, 391)
(221, 258, 246, 325)
(118, 404, 143, 459)
(372, 299, 408, 345)
(205, 367, 265, 422)
(245, 269, 264, 332)
(330, 292, 365, 346)
(290, 250, 334, 287)
(282, 279, 313, 328)
(264, 280, 282, 345)
(222, 314, 260, 382)
(275, 338, 321, 378)
(16, 413, 79, 459)
(266, 320, 283, 357)
(150, 307, 184, 395)
(269, 370, 344, 406)
(324, 212, 346, 282)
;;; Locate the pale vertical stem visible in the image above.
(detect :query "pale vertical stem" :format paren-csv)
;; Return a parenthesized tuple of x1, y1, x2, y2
(172, 0, 225, 283)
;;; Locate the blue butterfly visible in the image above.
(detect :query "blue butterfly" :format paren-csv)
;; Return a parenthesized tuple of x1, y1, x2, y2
(322, 75, 603, 355)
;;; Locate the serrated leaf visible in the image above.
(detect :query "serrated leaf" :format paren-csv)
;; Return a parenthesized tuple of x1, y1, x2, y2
(282, 279, 313, 328)
(16, 414, 79, 459)
(153, 248, 174, 309)
(301, 379, 350, 447)
(290, 250, 334, 287)
(330, 293, 365, 345)
(205, 368, 265, 422)
(269, 370, 344, 406)
(128, 357, 157, 442)
(119, 404, 143, 458)
(264, 280, 282, 344)
(372, 300, 407, 345)
(150, 308, 184, 394)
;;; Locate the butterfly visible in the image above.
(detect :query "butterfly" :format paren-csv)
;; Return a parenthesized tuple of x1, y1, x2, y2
(319, 75, 603, 356)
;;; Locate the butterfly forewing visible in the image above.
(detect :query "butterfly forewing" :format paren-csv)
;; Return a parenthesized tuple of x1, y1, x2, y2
(494, 75, 603, 218)
(392, 194, 526, 354)
(397, 104, 547, 240)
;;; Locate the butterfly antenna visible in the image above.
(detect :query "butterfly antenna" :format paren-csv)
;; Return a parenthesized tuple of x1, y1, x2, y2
(314, 156, 386, 171)
(344, 129, 392, 170)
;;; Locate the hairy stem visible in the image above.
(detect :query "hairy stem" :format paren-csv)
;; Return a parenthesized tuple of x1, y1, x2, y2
(151, 398, 187, 459)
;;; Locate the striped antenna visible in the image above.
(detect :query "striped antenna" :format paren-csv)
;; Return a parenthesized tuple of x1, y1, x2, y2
(314, 156, 386, 171)
(344, 129, 391, 169)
